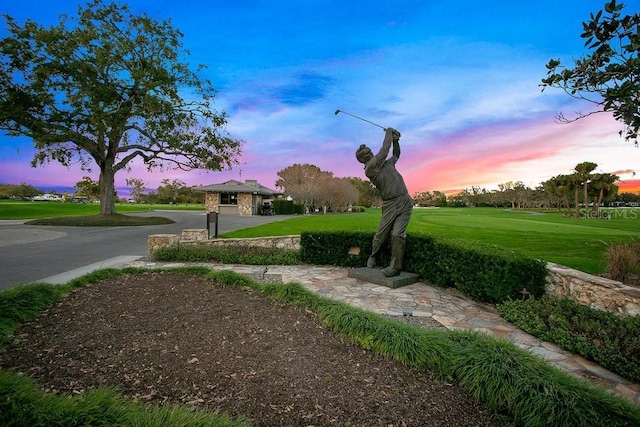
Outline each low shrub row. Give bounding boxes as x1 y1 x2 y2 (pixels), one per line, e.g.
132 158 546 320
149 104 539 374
0 370 246 427
300 231 548 303
498 295 640 383
153 244 300 265
271 199 304 215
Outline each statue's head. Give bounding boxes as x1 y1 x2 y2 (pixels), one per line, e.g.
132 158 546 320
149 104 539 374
355 144 372 163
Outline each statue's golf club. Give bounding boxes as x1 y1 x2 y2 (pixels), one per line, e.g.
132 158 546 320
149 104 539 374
334 109 386 130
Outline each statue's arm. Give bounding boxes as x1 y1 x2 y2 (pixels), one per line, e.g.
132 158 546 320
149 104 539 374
391 136 400 162
387 129 401 165
374 128 395 161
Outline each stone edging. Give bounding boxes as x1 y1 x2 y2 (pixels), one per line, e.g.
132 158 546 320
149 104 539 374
546 262 640 316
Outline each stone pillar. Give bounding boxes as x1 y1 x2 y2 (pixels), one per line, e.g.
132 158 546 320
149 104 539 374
148 234 179 255
180 229 208 241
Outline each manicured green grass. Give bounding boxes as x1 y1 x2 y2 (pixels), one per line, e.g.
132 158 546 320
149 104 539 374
223 208 640 274
0 200 203 219
26 214 175 226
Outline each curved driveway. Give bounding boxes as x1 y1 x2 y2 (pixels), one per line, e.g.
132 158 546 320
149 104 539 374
0 211 294 290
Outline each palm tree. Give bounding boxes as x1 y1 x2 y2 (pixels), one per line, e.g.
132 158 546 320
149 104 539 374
573 162 598 217
590 173 620 214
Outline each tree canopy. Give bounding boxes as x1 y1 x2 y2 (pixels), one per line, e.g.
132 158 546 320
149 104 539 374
0 0 242 214
541 0 640 144
74 176 101 200
275 163 360 211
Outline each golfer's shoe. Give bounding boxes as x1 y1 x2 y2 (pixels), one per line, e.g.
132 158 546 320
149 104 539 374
382 267 400 277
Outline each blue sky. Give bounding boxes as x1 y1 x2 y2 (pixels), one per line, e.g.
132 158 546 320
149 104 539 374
1 0 639 197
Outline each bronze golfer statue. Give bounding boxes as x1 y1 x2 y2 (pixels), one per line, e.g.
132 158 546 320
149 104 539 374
355 127 413 277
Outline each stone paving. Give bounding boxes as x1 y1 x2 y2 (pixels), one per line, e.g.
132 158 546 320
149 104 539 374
128 260 640 407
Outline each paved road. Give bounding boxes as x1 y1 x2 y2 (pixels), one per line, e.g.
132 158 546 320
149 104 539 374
0 211 294 290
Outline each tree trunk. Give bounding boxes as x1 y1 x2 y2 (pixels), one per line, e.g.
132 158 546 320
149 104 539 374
99 166 117 215
563 195 571 215
574 186 580 217
583 181 589 216
596 188 604 212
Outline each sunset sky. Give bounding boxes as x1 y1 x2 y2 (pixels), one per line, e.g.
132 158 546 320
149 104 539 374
1 0 638 197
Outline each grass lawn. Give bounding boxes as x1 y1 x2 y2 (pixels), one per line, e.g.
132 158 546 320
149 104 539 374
223 207 640 274
0 200 203 219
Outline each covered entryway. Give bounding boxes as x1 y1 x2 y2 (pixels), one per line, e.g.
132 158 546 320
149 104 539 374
194 179 281 216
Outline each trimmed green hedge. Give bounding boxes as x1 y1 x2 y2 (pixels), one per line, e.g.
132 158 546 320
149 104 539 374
272 199 304 215
153 244 300 265
498 295 640 383
300 231 547 303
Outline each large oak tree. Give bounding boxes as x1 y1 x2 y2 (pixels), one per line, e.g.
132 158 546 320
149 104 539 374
541 0 639 144
0 0 242 214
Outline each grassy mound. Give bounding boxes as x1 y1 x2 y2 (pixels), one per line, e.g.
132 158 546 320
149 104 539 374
26 214 174 226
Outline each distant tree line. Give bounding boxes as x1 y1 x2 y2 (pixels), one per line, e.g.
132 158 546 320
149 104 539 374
274 161 638 217
442 162 639 217
0 183 40 200
0 177 204 205
116 178 205 205
3 161 637 216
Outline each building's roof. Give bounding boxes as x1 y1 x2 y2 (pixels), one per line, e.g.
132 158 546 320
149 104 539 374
193 179 280 196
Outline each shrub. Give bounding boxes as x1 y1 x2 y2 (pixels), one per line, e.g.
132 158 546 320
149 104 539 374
0 284 65 346
300 230 375 268
498 296 640 383
605 241 640 283
406 233 547 303
153 244 300 265
155 231 547 304
300 231 547 303
350 205 367 213
272 199 304 215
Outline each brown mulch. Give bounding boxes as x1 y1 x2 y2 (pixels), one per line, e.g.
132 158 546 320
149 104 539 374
1 272 502 426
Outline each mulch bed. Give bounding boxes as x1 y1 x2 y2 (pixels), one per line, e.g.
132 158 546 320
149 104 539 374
1 272 502 426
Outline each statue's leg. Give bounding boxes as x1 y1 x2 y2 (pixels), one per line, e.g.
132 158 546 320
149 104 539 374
381 197 413 277
389 235 406 271
368 201 393 268
368 229 390 267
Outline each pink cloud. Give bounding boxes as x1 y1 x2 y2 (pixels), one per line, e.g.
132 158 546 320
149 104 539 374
617 180 640 194
400 113 629 194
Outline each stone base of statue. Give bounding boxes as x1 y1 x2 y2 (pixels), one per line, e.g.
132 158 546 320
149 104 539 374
348 267 419 289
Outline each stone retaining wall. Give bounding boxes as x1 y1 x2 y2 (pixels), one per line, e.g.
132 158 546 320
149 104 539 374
148 230 300 255
183 235 301 251
148 231 639 317
148 234 179 254
546 262 640 317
